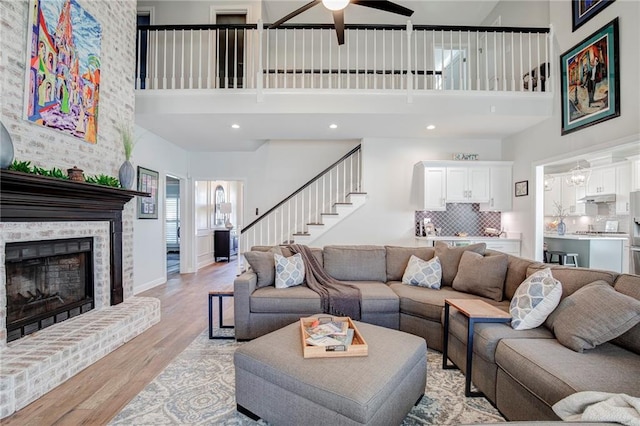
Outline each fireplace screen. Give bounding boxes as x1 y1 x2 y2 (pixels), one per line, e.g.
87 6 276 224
5 238 94 342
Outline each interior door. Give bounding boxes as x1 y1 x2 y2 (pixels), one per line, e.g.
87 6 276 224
217 13 246 88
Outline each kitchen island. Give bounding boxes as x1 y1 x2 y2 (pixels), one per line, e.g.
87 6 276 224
544 234 628 273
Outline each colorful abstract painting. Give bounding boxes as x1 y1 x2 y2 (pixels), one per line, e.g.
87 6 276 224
24 0 102 143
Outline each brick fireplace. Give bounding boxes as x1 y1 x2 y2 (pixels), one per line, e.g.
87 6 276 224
0 171 161 418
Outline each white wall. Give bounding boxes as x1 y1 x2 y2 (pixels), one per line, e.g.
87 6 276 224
188 139 361 226
312 137 503 247
132 126 189 294
498 0 640 259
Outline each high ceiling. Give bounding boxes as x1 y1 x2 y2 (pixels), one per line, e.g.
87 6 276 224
135 0 534 153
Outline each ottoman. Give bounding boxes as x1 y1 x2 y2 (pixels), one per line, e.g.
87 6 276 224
234 320 427 426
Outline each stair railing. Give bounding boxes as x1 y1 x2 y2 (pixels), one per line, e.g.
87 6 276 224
240 145 362 252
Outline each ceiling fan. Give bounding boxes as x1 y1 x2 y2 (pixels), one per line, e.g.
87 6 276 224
269 0 414 45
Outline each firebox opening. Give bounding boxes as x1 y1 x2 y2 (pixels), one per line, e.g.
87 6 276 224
5 237 94 342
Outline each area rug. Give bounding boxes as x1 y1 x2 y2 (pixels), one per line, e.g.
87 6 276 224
110 330 505 425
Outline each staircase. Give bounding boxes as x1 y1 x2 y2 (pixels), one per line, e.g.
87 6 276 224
240 145 366 252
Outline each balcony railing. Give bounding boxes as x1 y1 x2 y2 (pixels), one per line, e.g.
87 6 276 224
136 22 552 94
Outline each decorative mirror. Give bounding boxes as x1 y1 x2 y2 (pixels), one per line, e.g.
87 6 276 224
214 185 225 227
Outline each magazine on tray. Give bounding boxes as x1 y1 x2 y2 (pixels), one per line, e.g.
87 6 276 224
305 320 348 340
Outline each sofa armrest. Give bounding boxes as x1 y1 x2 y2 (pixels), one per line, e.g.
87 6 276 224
234 271 257 339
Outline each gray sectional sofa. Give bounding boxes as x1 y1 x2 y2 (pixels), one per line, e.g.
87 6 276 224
233 244 640 422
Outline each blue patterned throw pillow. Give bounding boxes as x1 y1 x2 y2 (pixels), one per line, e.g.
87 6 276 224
402 255 442 289
510 268 562 330
274 253 305 288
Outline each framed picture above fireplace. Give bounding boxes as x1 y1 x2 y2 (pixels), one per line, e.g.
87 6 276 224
137 166 159 219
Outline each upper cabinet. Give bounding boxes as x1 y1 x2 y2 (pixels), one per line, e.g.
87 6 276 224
616 163 631 214
480 165 513 211
446 167 490 203
631 156 640 192
416 161 512 211
586 166 616 195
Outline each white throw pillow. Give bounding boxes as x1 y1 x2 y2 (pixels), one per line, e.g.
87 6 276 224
402 255 442 289
510 268 562 330
274 253 305 288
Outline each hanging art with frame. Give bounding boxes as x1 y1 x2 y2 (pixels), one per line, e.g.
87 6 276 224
24 0 102 143
572 0 615 32
137 166 159 219
560 18 619 135
515 181 529 197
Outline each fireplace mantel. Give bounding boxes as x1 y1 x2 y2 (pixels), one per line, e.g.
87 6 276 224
0 170 149 304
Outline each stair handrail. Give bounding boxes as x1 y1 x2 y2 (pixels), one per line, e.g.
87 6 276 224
241 144 361 234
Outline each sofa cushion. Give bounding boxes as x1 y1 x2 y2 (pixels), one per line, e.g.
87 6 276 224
389 283 490 322
495 338 640 406
510 268 562 330
527 264 617 300
612 274 640 354
250 285 322 313
274 253 305 288
252 245 324 267
385 246 435 281
343 281 399 314
502 254 542 300
435 242 486 287
402 255 442 289
452 251 508 301
550 281 640 352
323 245 387 282
244 248 282 288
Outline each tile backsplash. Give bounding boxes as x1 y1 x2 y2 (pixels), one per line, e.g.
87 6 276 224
415 204 502 236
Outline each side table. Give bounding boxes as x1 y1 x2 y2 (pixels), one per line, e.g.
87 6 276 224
442 298 511 397
209 290 234 339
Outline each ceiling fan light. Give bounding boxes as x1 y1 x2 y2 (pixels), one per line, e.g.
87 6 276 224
322 0 350 11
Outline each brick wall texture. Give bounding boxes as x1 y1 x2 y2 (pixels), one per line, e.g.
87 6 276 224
0 0 137 299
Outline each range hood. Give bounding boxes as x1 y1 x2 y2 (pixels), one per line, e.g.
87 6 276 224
578 193 616 203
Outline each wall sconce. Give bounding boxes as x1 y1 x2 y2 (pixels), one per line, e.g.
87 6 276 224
220 202 233 229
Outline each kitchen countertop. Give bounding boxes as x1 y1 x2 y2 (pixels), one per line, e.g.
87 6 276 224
416 236 521 242
544 233 629 241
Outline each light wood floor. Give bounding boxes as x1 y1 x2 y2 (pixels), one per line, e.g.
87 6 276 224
3 260 238 426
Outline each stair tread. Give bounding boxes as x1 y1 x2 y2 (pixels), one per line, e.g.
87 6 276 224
334 202 353 206
293 232 310 236
307 223 324 226
321 212 339 216
348 192 367 195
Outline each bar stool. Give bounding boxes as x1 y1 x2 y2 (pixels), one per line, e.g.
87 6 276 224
545 250 565 265
563 253 579 267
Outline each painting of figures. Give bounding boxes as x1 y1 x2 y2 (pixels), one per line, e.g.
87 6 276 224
572 0 615 31
560 18 619 135
24 0 102 143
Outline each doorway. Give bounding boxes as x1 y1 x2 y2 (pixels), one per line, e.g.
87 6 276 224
166 175 180 275
216 13 246 88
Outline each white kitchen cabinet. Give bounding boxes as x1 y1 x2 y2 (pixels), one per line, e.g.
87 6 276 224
446 167 490 203
586 166 616 195
561 173 586 216
423 166 447 211
616 162 631 214
480 165 512 211
544 176 562 216
632 157 640 191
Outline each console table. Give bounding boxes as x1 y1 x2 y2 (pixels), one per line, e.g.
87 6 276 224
214 229 238 262
442 298 511 397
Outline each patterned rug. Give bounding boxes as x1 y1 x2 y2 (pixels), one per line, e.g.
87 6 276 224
110 330 505 425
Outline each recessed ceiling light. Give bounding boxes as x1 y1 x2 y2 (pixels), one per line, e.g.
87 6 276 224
329 124 338 129
426 124 436 130
231 124 240 129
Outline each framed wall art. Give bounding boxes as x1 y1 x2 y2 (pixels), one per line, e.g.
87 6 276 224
560 18 619 135
572 0 615 32
24 0 102 143
515 181 529 197
137 166 159 219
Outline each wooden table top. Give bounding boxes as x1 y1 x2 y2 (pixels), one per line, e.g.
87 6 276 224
445 298 511 319
209 290 234 296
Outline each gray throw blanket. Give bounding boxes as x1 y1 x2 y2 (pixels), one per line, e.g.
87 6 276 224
288 244 362 320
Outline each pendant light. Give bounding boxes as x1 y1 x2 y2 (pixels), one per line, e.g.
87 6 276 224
565 162 591 187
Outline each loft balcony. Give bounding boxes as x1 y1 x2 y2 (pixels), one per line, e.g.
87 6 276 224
134 22 554 150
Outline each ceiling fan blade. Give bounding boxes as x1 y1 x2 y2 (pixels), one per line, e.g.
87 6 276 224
351 0 414 17
333 10 345 45
269 0 322 28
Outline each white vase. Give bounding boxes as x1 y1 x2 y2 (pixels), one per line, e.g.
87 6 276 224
0 121 14 169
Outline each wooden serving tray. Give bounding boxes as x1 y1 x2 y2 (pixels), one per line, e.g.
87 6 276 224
300 316 368 359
